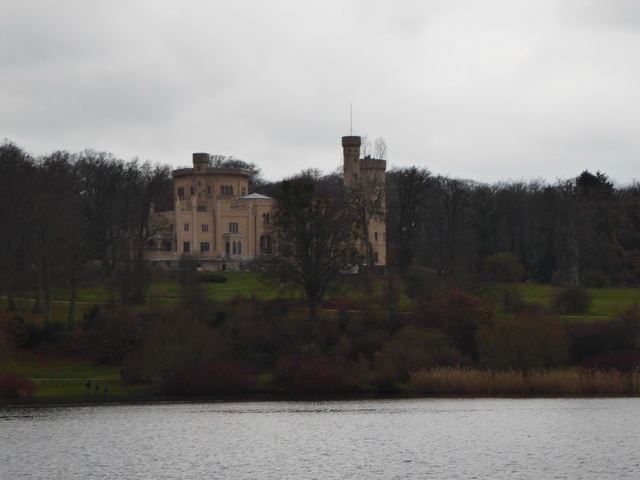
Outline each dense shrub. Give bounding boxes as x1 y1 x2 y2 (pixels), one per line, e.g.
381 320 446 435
476 313 569 370
552 287 591 314
566 307 640 365
198 273 227 283
482 252 525 283
0 335 10 367
417 289 492 358
274 354 361 394
404 266 441 300
583 270 611 288
374 326 469 384
0 373 35 398
550 270 570 287
583 351 640 372
77 307 143 364
162 363 255 395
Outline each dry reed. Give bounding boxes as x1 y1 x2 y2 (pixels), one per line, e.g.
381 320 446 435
409 367 640 396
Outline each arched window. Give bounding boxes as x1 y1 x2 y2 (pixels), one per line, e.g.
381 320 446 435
266 235 273 254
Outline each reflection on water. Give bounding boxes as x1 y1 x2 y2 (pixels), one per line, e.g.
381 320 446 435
1 398 639 479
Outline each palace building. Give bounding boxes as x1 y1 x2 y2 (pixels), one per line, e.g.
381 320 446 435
147 136 386 271
147 153 276 271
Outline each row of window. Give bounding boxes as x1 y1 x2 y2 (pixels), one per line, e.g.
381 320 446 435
180 238 274 255
176 185 247 197
183 223 239 233
181 241 243 255
183 242 210 253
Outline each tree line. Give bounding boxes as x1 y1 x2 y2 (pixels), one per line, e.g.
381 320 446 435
385 167 640 287
3 138 640 323
0 141 173 323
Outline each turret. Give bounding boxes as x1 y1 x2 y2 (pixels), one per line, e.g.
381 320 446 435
342 136 361 186
193 153 209 174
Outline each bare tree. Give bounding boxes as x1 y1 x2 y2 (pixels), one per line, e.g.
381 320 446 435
0 141 34 311
270 178 360 319
209 155 265 192
344 168 386 286
386 166 432 276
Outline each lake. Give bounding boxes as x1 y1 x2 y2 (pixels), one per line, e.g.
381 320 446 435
1 398 639 479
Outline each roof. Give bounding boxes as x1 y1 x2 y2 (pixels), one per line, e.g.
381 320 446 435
240 193 272 200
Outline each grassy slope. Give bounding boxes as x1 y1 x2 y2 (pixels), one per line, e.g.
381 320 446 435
4 276 640 399
519 284 640 318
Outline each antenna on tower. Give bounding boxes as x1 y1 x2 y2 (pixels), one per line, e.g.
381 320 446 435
350 102 353 135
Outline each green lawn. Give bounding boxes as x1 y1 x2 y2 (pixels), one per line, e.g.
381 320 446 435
5 351 157 399
519 284 640 318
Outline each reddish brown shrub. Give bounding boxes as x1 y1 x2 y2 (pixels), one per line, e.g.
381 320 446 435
418 289 492 358
274 354 360 394
0 372 35 398
162 363 256 395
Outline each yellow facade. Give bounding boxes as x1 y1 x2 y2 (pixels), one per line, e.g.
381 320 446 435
147 153 276 271
148 137 387 271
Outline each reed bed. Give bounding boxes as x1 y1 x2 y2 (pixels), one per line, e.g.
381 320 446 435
409 367 640 396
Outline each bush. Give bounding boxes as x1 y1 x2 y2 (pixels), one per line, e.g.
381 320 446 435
162 363 255 395
198 273 227 283
476 313 569 370
482 252 525 283
583 270 611 288
274 354 361 394
404 267 441 299
566 307 640 365
0 373 35 398
552 287 591 314
550 270 570 287
417 289 492 358
583 351 640 372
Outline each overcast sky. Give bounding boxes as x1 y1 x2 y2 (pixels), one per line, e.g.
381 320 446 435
2 0 640 184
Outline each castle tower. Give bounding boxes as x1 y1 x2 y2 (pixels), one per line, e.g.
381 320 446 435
341 135 387 271
342 136 361 187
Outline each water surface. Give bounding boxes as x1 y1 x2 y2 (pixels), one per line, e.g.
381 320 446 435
2 398 639 479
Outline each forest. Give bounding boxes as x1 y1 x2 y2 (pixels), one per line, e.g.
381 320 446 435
2 139 640 398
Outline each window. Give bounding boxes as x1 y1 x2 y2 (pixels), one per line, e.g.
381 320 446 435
183 242 190 253
177 187 185 197
200 242 210 252
229 222 238 233
190 186 195 195
207 185 212 194
197 205 207 212
201 224 209 232
184 223 190 232
232 241 237 254
225 241 230 255
237 242 242 255
161 241 172 252
260 235 273 255
263 213 270 223
374 232 378 242
374 252 379 263
220 185 234 196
